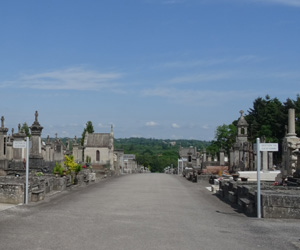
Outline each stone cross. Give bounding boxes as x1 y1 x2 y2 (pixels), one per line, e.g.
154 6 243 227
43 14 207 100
240 110 244 117
35 111 38 122
74 136 77 143
18 124 21 132
1 116 4 128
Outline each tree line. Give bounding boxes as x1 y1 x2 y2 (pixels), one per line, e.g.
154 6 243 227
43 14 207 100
114 138 209 173
207 95 300 164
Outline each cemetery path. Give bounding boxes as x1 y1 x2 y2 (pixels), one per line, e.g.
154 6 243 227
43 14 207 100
0 174 300 250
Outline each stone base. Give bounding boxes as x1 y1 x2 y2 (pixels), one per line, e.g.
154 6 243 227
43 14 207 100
31 190 45 202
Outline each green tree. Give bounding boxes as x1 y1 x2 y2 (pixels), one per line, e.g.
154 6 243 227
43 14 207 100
207 123 237 156
81 121 94 146
246 95 285 143
21 122 31 137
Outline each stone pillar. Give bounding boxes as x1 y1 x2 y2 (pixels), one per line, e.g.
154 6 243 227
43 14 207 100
244 151 249 170
72 136 79 163
207 154 212 162
45 136 52 161
234 143 239 167
262 151 268 171
29 111 43 159
229 148 234 170
203 149 207 163
268 152 273 170
6 136 13 161
239 147 244 170
219 149 225 166
287 109 297 137
0 116 9 160
12 125 26 161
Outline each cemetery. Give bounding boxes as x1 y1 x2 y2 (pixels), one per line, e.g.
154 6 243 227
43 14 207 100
0 111 142 205
179 108 300 219
1 108 300 219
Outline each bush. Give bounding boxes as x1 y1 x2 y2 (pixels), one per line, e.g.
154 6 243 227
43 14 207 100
53 163 64 176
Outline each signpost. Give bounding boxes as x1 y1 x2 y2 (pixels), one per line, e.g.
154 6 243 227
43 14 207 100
13 138 29 204
256 139 278 218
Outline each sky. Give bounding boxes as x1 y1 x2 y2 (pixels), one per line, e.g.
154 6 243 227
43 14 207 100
0 0 299 141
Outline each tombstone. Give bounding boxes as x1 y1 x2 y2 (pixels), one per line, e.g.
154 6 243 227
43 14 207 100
29 111 44 159
72 136 80 163
262 151 268 171
292 142 300 178
207 154 212 162
12 124 26 161
202 149 207 163
229 148 234 170
282 109 300 176
219 149 225 166
268 152 273 170
45 135 53 162
0 116 9 160
29 111 45 170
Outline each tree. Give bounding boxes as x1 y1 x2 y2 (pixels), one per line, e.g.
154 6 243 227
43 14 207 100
246 95 285 143
81 121 94 146
207 123 237 156
21 122 31 137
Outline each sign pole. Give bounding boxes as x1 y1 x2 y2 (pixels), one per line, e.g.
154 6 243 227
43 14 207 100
256 138 261 218
25 137 29 204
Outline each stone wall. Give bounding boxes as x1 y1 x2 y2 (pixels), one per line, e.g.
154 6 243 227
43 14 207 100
0 182 25 204
261 190 300 219
217 179 300 218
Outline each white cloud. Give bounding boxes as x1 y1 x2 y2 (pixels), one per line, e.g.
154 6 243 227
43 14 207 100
202 124 210 130
146 121 158 127
172 123 180 128
168 72 233 84
1 67 122 91
142 88 258 107
159 55 262 69
98 123 107 128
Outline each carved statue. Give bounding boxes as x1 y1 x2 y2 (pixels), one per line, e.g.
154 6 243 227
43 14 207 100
35 111 38 122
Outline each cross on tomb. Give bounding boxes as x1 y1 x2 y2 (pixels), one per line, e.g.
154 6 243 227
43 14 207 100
35 111 38 122
1 116 4 128
240 110 244 117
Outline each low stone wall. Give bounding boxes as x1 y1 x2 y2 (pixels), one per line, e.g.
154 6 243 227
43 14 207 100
217 179 300 218
0 182 25 204
0 169 98 204
261 190 300 219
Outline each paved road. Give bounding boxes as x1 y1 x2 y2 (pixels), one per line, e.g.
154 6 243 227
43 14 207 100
0 174 300 250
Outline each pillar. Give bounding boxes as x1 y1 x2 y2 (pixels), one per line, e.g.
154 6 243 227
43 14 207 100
287 109 297 137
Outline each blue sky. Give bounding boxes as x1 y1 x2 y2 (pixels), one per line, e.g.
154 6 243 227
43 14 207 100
0 0 299 141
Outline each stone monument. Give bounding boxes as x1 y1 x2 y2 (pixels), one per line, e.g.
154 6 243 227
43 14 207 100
282 109 300 176
29 111 44 169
